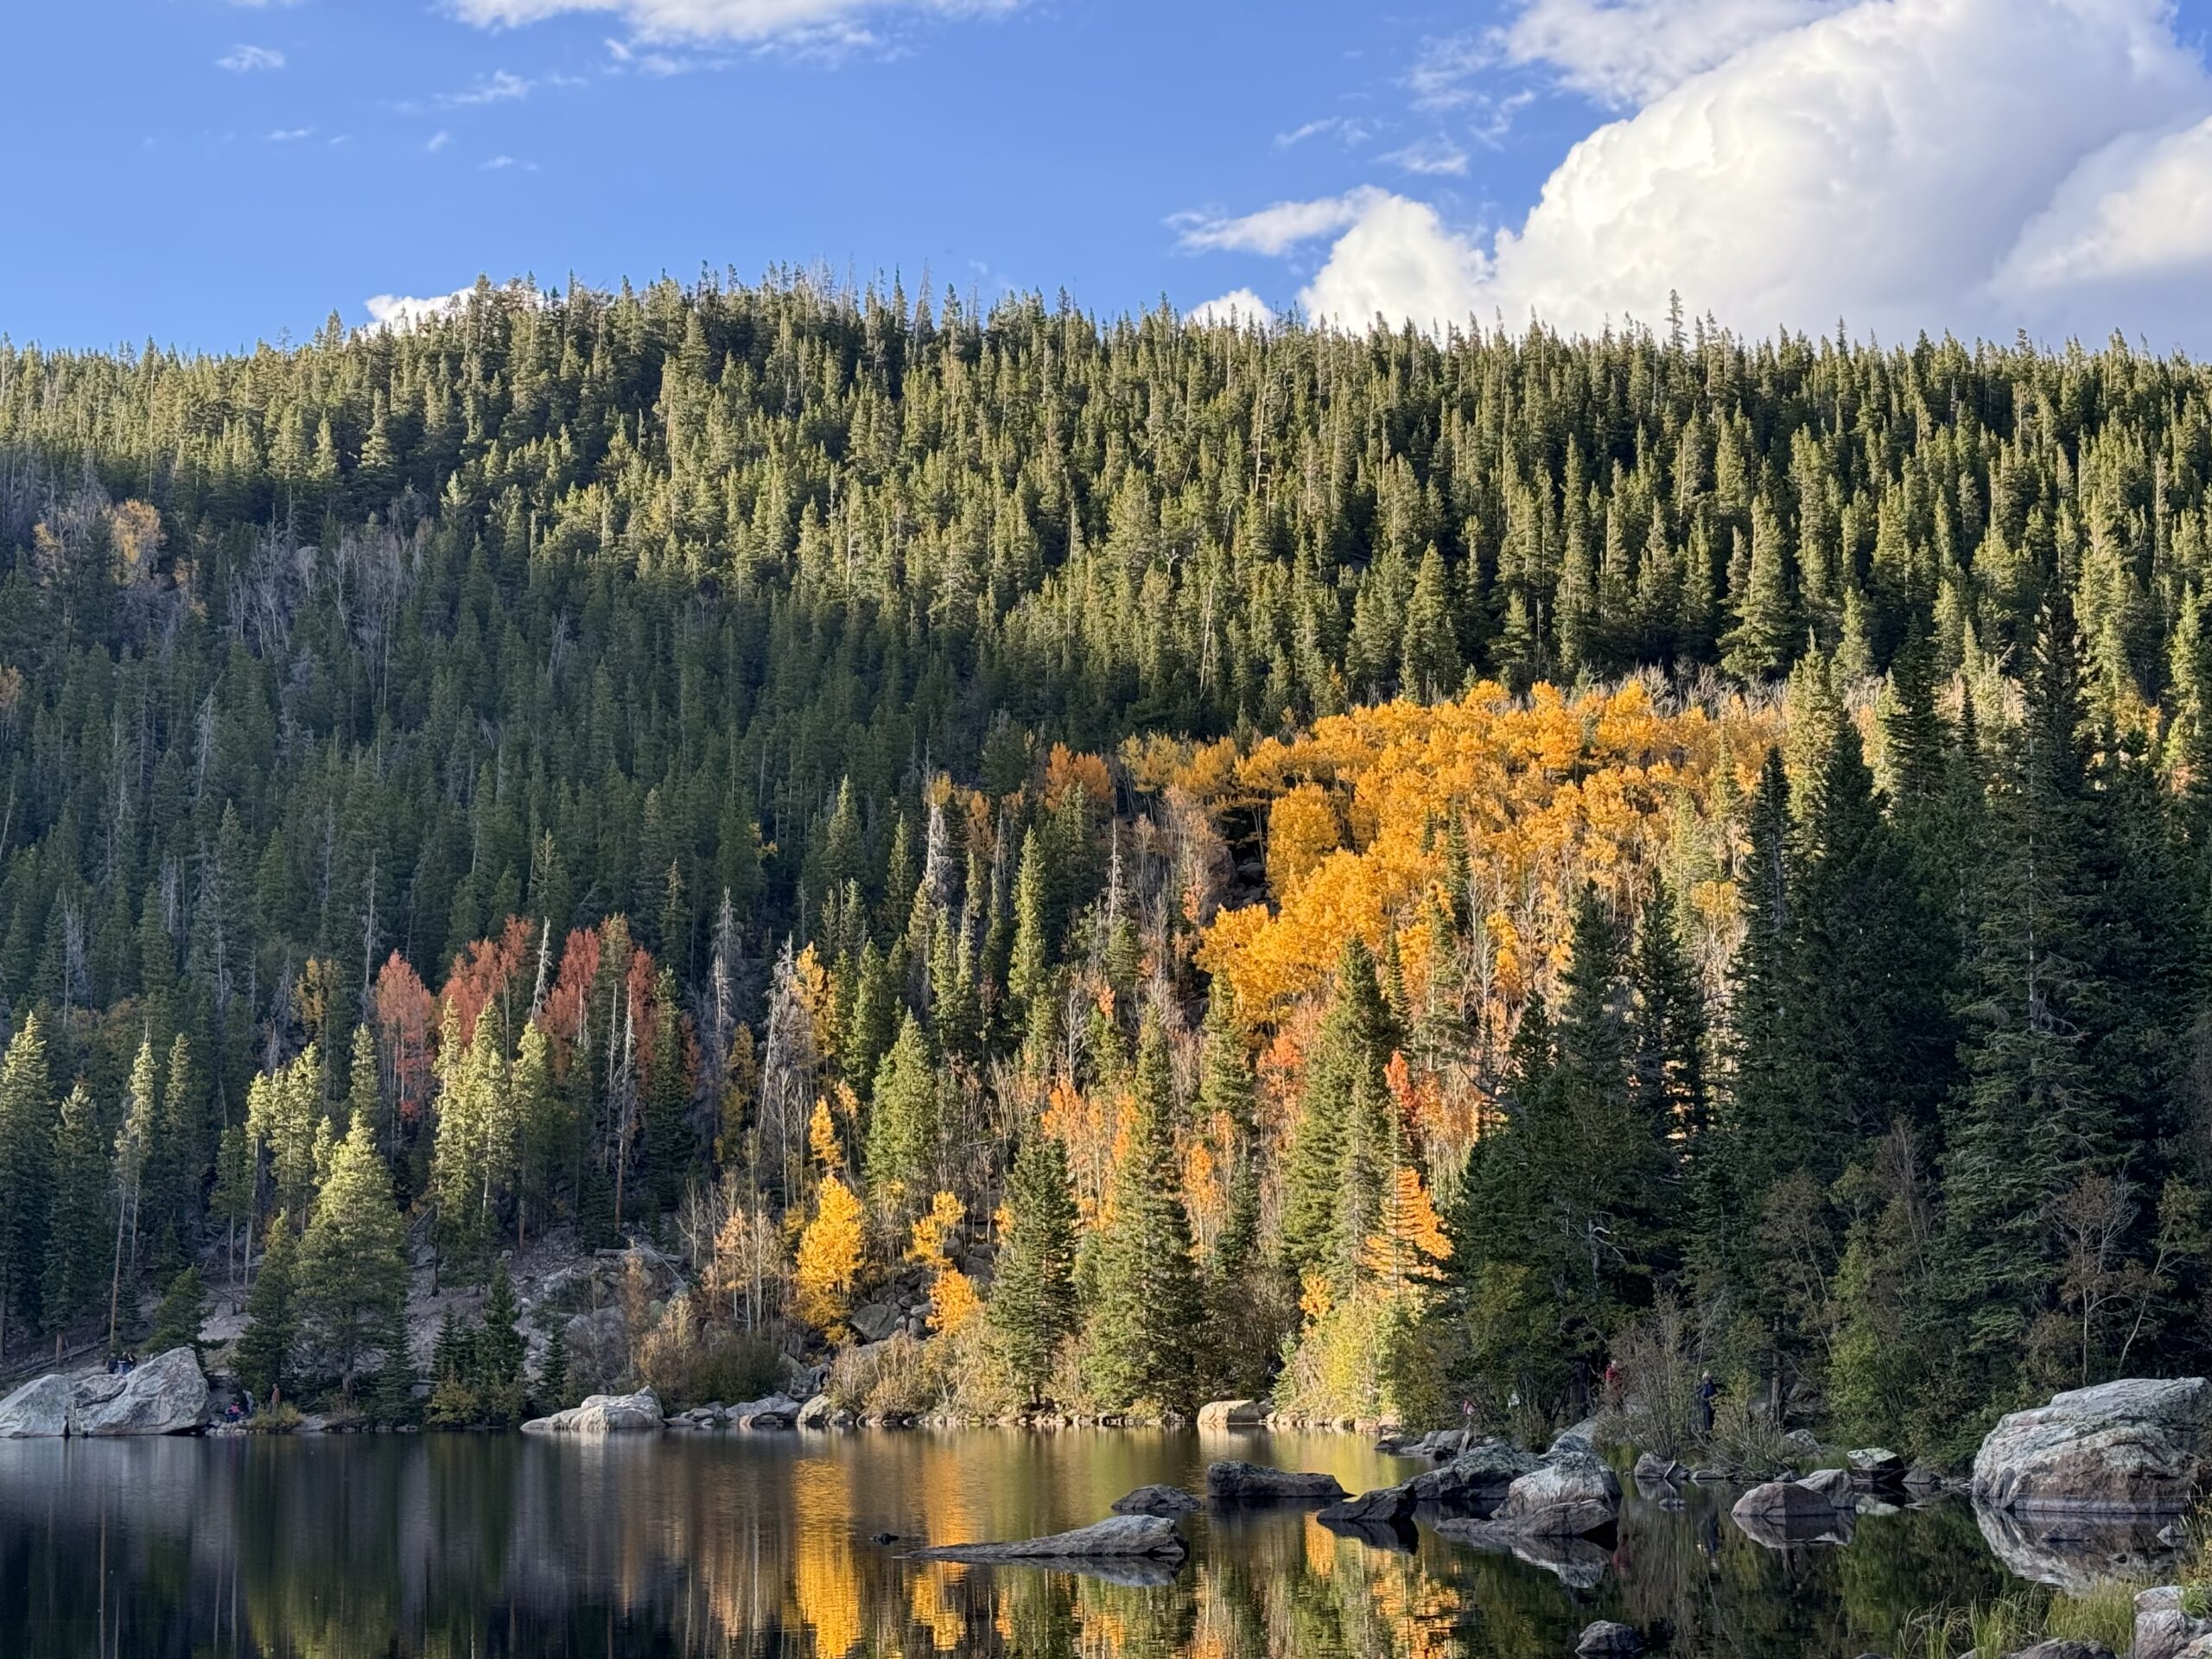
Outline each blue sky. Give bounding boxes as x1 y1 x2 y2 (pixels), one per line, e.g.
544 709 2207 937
10 1 2212 352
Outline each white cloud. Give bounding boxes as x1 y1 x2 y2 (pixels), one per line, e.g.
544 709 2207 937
266 127 315 142
1383 136 1470 177
480 154 539 170
444 69 533 104
363 290 473 331
217 44 286 72
1274 116 1374 149
1208 0 2212 352
1186 289 1278 328
428 130 453 151
1171 189 1384 257
446 0 1021 45
1494 0 1847 108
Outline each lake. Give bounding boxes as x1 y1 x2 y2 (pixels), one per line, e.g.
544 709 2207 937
0 1429 2118 1657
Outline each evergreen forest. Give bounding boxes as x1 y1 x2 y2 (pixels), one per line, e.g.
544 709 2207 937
3 273 2210 1459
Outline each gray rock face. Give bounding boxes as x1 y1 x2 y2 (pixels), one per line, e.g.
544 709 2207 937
0 1374 77 1439
1973 1377 2210 1514
1494 1446 1621 1533
1576 1620 1645 1656
1317 1482 1417 1526
1110 1484 1201 1516
73 1348 208 1436
2000 1643 2117 1659
1730 1478 1856 1548
2136 1586 2212 1659
1205 1460 1347 1503
1633 1452 1686 1484
796 1393 836 1429
1196 1399 1268 1431
1797 1467 1856 1504
849 1303 901 1344
1847 1446 1907 1478
910 1514 1187 1562
521 1388 664 1434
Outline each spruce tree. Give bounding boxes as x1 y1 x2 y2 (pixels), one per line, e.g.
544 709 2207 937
1279 938 1395 1287
299 1112 410 1398
235 1216 300 1404
476 1262 529 1423
43 1082 108 1333
0 1014 55 1348
1198 988 1262 1280
147 1265 207 1357
989 1128 1079 1402
1087 1015 1201 1414
865 1012 938 1206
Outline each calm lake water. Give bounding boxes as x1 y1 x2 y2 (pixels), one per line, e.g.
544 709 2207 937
0 1429 2107 1658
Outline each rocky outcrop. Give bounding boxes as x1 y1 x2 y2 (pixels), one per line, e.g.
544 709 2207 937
1110 1484 1200 1516
73 1349 208 1436
0 1351 208 1438
909 1514 1187 1562
1576 1621 1645 1656
1196 1399 1268 1431
1205 1460 1346 1503
1317 1482 1417 1526
0 1374 78 1438
1972 1377 2210 1514
2136 1587 2212 1659
522 1389 663 1434
1492 1445 1621 1535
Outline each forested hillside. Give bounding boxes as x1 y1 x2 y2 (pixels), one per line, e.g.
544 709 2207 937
1 274 2209 1458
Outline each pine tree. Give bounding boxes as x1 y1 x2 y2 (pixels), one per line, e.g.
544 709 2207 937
865 1011 938 1206
147 1265 207 1357
476 1261 529 1423
44 1083 109 1333
299 1112 410 1397
536 1319 572 1414
1086 1015 1202 1414
1198 988 1262 1279
1279 938 1396 1287
107 1039 159 1353
235 1215 300 1404
642 969 693 1214
0 1014 55 1349
989 1128 1079 1402
1400 544 1463 702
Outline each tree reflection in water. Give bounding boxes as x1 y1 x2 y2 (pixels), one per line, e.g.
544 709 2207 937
0 1433 2036 1657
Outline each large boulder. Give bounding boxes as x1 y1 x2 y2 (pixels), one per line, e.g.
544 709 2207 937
1493 1445 1621 1534
1796 1467 1856 1505
1110 1484 1201 1516
2137 1587 2212 1659
796 1393 836 1430
1731 1478 1856 1549
726 1394 799 1430
1973 1377 2210 1514
73 1348 207 1436
1206 1460 1346 1503
0 1374 76 1439
1197 1399 1268 1431
522 1388 663 1434
1847 1446 1908 1481
910 1514 1187 1562
1633 1452 1686 1484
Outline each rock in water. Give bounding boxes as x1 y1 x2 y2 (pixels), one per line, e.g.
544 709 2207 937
1632 1452 1686 1484
1576 1621 1645 1656
73 1348 208 1436
795 1394 836 1430
1205 1460 1347 1503
1317 1482 1417 1526
1847 1446 1907 1481
1796 1467 1856 1504
909 1514 1187 1561
1973 1377 2210 1513
522 1389 664 1434
0 1374 76 1439
1196 1399 1268 1431
1110 1484 1200 1516
1493 1446 1621 1534
726 1394 799 1429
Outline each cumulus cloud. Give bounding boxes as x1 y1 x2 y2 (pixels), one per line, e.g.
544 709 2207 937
446 0 1020 44
363 290 473 330
1203 0 2212 352
1186 289 1278 328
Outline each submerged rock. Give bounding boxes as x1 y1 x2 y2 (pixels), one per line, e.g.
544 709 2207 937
522 1389 664 1434
1973 1377 2210 1514
909 1514 1188 1562
1109 1484 1200 1516
1575 1620 1645 1656
1205 1460 1346 1503
1316 1482 1417 1526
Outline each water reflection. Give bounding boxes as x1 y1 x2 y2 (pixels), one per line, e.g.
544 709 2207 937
0 1433 2061 1658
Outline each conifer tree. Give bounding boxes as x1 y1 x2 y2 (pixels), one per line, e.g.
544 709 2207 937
299 1112 410 1398
1087 1015 1201 1413
988 1129 1078 1402
235 1215 300 1403
147 1265 207 1357
1280 938 1395 1287
44 1082 109 1332
0 1014 54 1348
865 1012 938 1206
